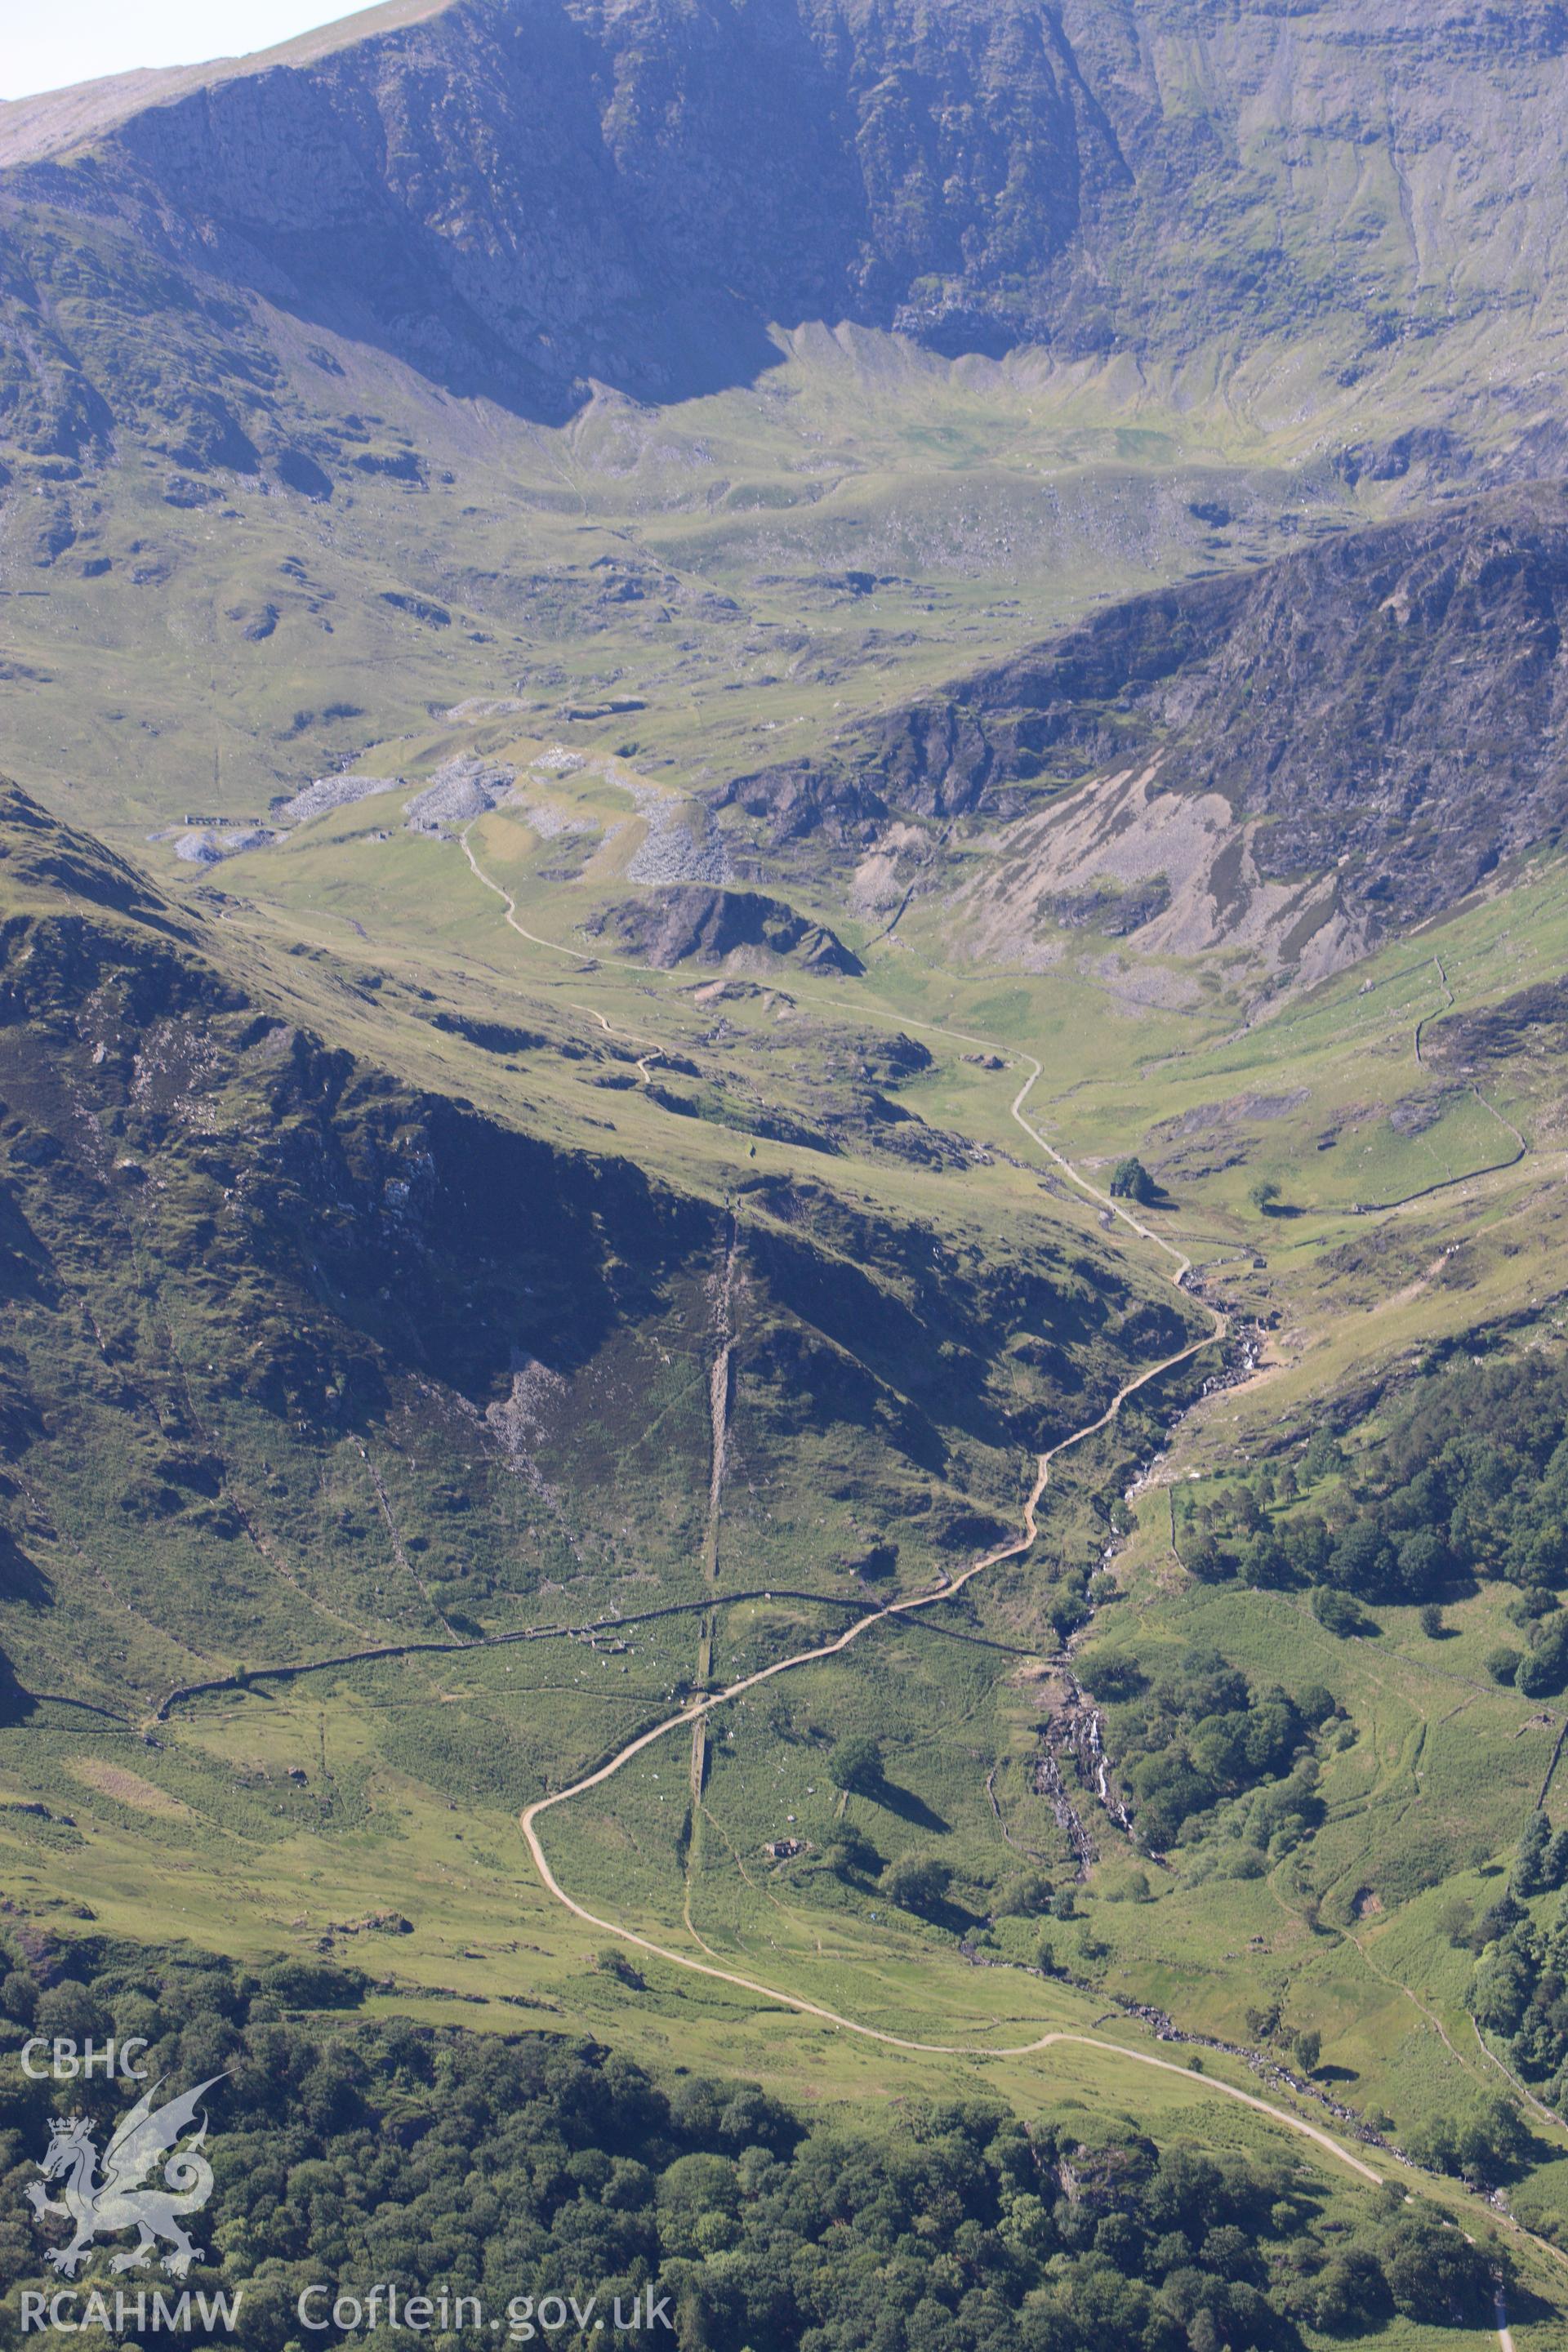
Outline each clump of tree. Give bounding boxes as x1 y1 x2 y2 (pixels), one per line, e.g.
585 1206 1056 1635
1475 1913 1566 2090
1080 1644 1331 1854
1110 1156 1156 1204
1303 1430 1348 1484
880 1853 952 1915
1183 1355 1568 1664
0 1935 1508 2348
1513 1807 1568 1898
1074 1646 1144 1701
1405 2098 1530 2189
822 1822 881 1881
1274 2197 1508 2331
1243 2001 1325 2078
1470 1865 1568 2126
826 1733 883 1794
1518 1613 1568 1697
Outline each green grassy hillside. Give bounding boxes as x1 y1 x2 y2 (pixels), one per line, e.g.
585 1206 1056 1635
9 747 1568 2338
11 2 1568 2333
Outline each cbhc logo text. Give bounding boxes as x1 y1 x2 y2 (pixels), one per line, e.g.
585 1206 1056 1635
20 2042 150 2082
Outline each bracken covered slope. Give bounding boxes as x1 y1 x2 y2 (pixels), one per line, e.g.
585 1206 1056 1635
0 779 1195 1720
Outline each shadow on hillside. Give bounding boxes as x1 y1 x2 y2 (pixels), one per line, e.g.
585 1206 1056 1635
0 1530 51 1610
871 1778 950 1834
0 1646 35 1726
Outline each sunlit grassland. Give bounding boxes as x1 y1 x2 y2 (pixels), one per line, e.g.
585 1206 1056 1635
16 533 1568 2319
7 1420 1566 2305
212 741 1568 1240
1077 1489 1568 2176
2 318 1447 852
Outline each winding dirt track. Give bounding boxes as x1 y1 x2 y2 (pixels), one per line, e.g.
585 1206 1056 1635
509 1027 1403 2186
452 826 1449 2197
460 824 596 962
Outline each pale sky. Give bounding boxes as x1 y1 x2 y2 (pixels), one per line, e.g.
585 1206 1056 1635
1 0 356 100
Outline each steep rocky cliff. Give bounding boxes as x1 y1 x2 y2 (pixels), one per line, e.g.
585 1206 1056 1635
721 490 1568 967
6 0 1568 448
7 0 1568 947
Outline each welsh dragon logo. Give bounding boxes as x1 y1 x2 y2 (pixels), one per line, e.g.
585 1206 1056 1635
26 2075 224 2278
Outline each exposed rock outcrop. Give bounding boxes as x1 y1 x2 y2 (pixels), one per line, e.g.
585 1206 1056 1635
724 491 1568 971
8 0 1568 443
581 884 862 974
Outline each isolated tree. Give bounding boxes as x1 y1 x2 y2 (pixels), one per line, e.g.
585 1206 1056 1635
1110 1156 1156 1205
1249 1176 1282 1215
1293 2028 1321 2076
1312 1587 1370 1638
881 1854 951 1914
1435 1894 1475 1949
826 1735 882 1795
1418 1602 1446 1639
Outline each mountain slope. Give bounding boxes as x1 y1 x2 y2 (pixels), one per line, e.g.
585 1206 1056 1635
721 487 1568 977
5 0 1568 851
7 0 1568 444
13 0 1568 2307
0 777 1196 1722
